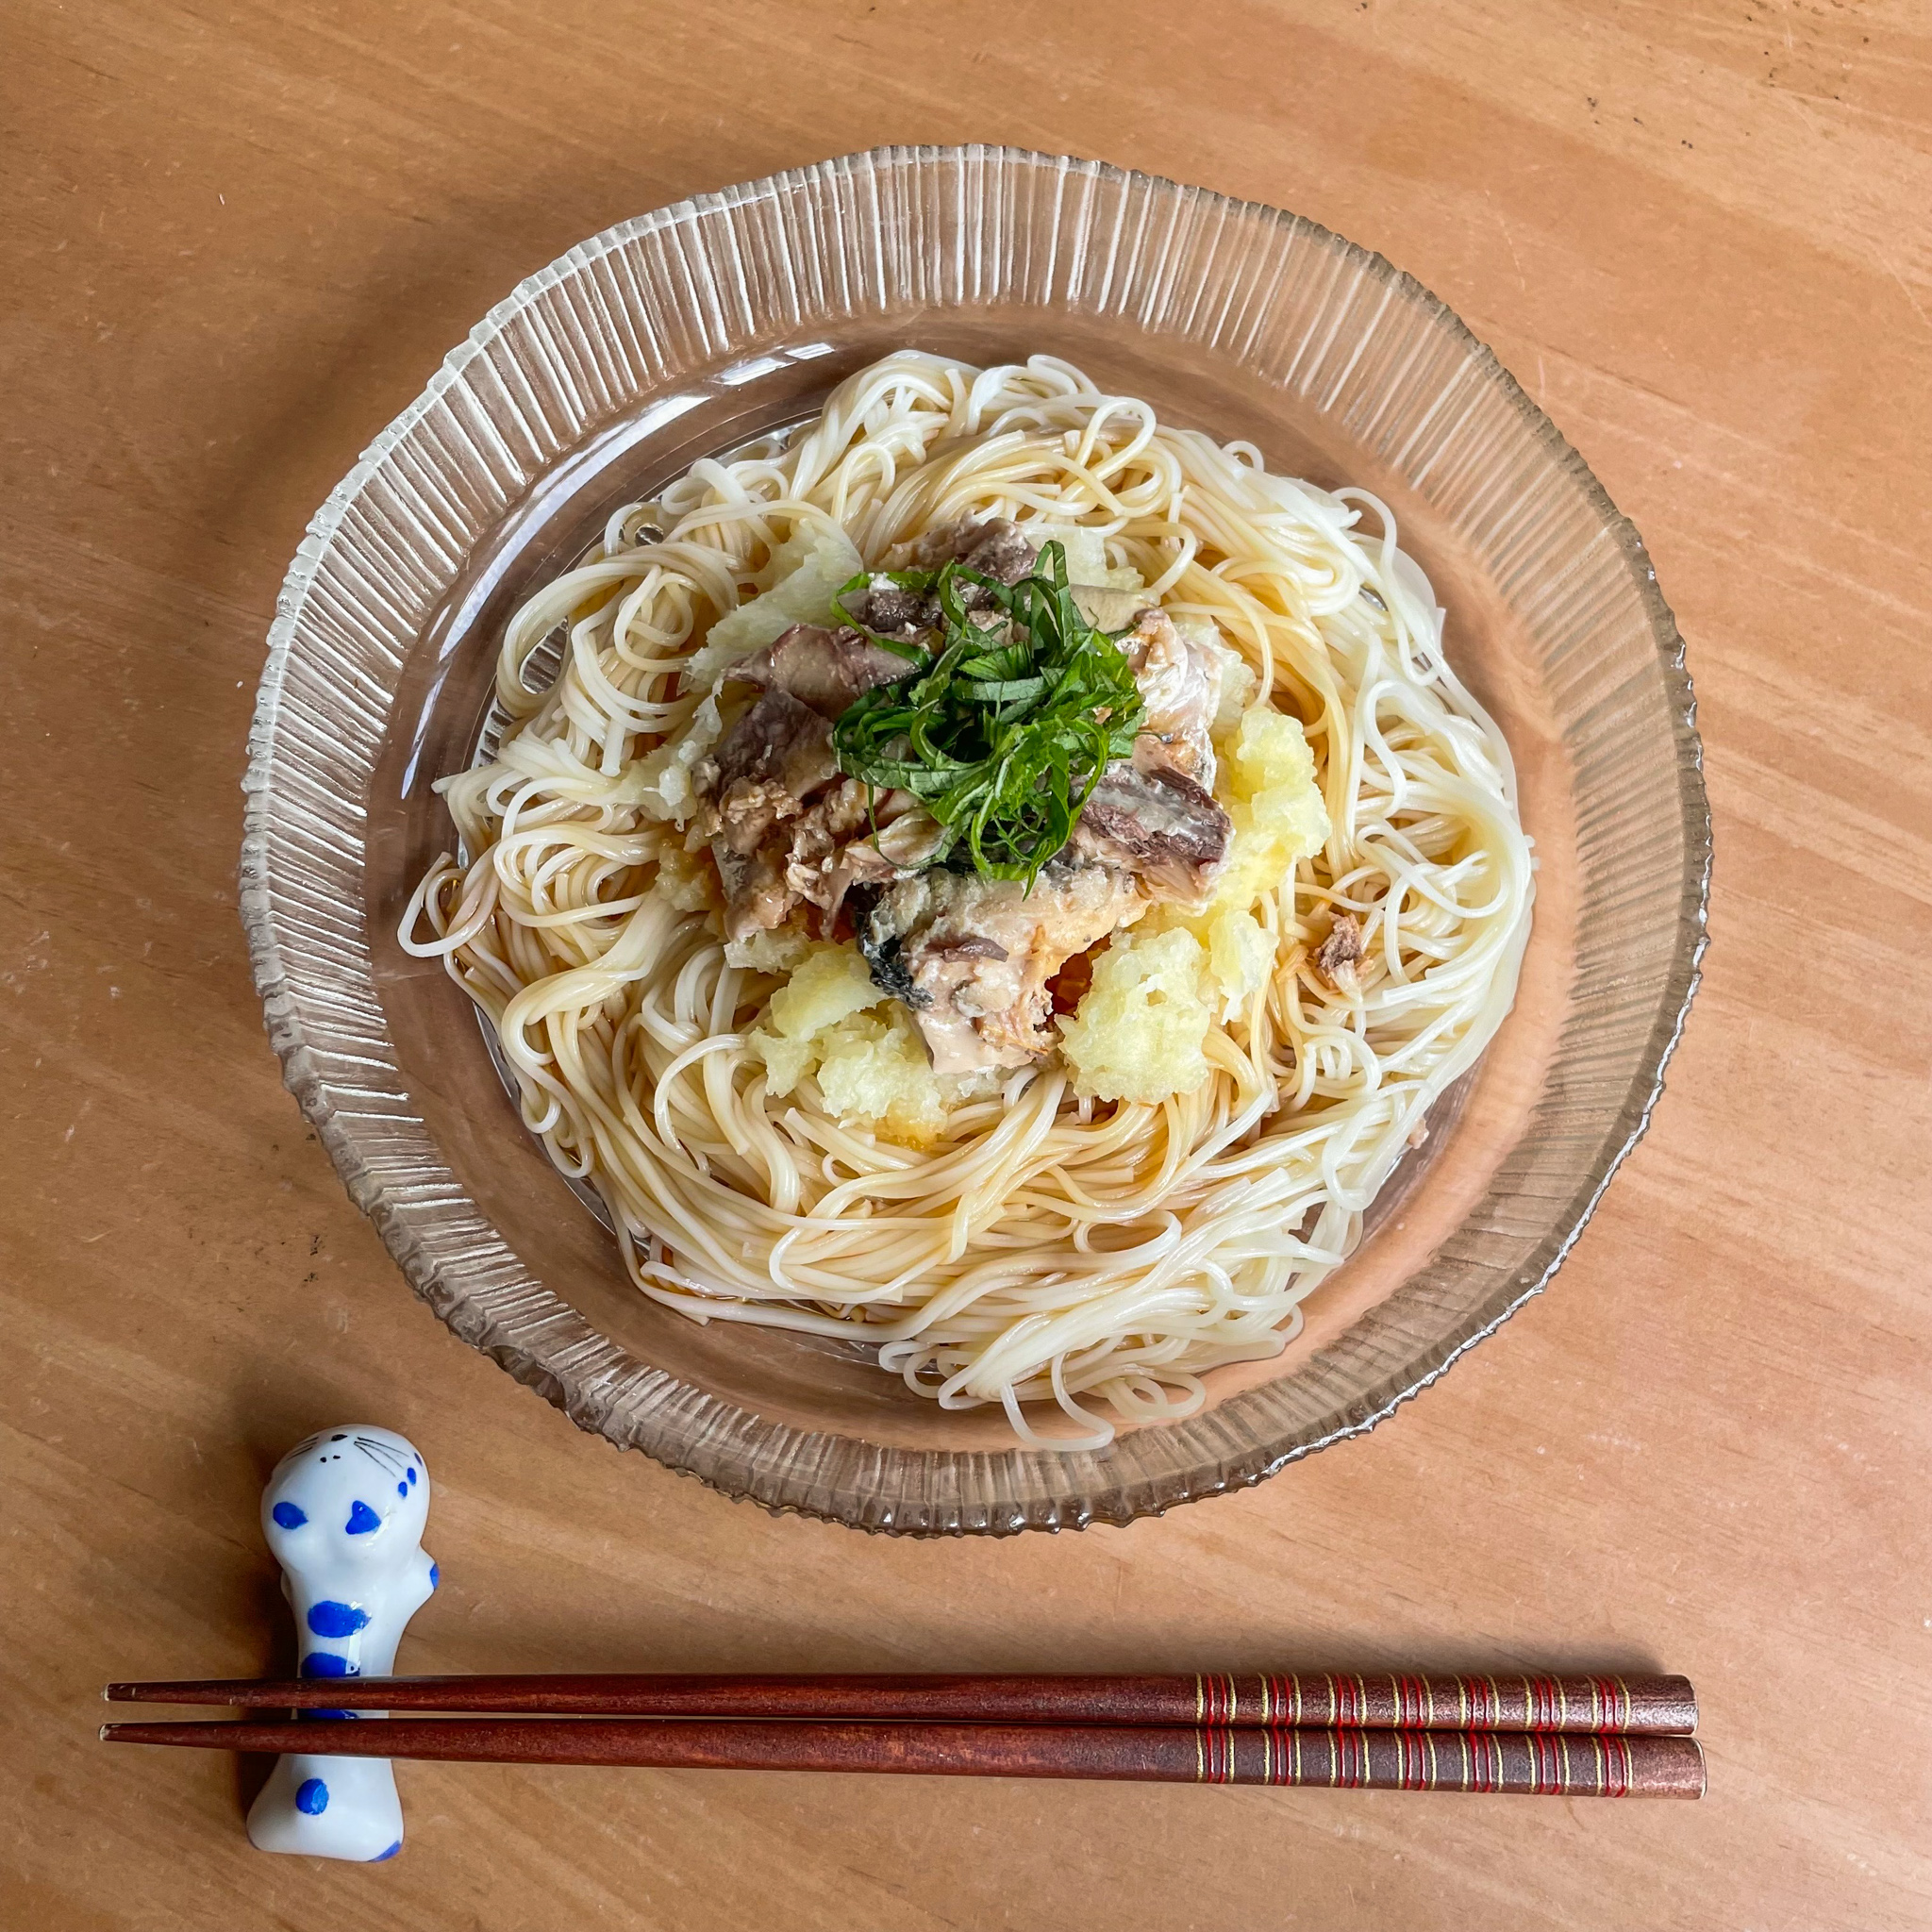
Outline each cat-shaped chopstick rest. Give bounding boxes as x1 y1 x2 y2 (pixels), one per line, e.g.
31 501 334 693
246 1426 438 1861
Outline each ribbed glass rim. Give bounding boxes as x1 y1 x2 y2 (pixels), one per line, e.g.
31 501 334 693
241 146 1710 1534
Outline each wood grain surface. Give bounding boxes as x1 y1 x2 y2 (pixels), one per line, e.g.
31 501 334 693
5 3 1930 1927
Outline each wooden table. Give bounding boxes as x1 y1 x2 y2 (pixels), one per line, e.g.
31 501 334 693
7 3 1930 1925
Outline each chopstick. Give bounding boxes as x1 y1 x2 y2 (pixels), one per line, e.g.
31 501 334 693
102 1670 1697 1735
99 1716 1706 1796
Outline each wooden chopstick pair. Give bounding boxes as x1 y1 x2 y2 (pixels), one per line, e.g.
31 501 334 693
102 1669 1706 1797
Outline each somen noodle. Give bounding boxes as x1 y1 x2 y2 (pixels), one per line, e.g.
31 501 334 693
400 351 1534 1450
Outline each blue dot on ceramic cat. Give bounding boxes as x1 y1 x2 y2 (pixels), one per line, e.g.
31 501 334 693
344 1500 381 1535
406 1467 417 1485
427 1561 439 1591
301 1651 358 1678
272 1502 307 1530
396 1481 408 1496
306 1600 370 1639
294 1778 329 1815
372 1840 402 1862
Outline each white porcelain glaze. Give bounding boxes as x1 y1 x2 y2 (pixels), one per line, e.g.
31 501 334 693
246 1425 436 1861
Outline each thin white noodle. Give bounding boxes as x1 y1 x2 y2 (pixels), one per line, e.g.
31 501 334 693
400 351 1534 1448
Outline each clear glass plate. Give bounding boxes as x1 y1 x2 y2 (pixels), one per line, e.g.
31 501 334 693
242 146 1709 1535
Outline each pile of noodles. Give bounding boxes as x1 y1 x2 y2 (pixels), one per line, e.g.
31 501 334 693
401 351 1533 1450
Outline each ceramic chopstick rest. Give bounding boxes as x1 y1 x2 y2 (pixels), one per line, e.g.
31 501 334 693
246 1426 438 1861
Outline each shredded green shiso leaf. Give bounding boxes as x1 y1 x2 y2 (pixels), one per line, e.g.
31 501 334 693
829 541 1145 887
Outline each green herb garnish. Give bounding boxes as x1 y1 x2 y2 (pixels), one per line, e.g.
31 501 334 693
830 541 1145 888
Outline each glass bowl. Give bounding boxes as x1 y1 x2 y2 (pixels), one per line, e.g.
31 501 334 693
241 146 1708 1535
